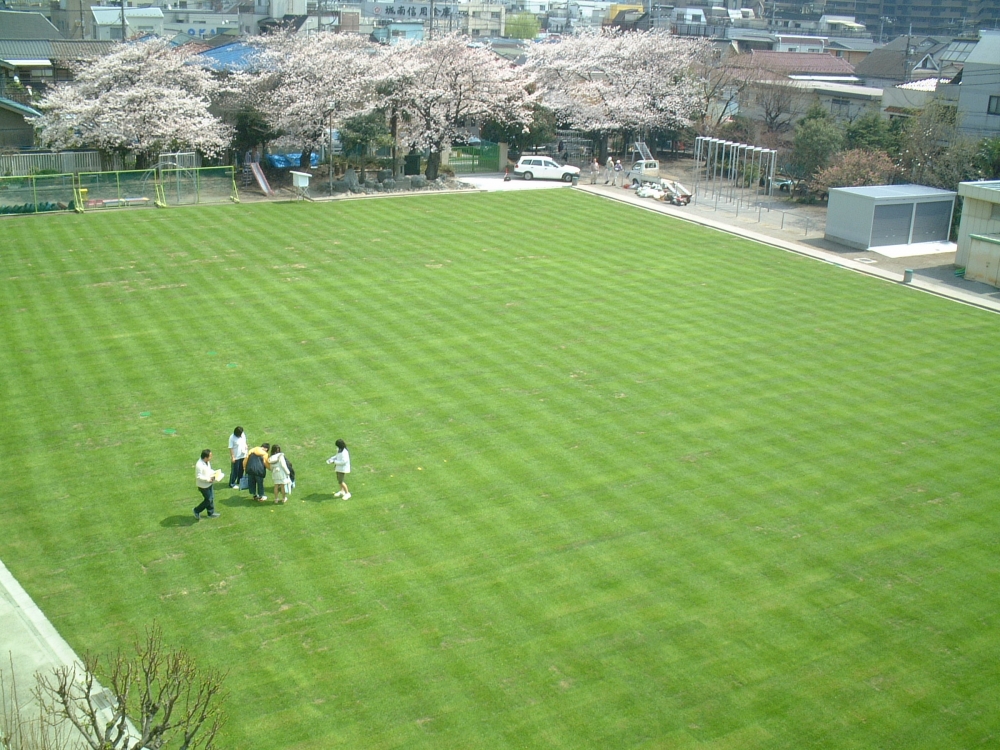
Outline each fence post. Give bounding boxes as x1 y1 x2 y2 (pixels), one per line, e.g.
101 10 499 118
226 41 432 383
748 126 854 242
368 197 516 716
780 212 785 230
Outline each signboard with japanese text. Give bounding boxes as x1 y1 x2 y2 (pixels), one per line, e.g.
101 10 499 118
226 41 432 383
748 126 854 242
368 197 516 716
362 1 460 19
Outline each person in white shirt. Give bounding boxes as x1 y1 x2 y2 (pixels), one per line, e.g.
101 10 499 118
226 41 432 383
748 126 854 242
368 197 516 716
194 449 221 520
326 439 351 500
228 426 248 489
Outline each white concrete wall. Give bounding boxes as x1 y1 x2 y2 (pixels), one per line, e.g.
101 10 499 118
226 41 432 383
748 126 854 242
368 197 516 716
826 188 875 249
956 181 1000 268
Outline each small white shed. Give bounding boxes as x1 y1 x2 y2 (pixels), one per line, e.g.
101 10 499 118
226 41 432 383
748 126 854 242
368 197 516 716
825 184 957 251
955 180 1000 288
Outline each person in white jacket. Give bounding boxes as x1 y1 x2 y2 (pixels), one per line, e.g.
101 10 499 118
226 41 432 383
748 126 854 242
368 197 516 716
326 439 351 500
268 444 291 505
194 449 221 520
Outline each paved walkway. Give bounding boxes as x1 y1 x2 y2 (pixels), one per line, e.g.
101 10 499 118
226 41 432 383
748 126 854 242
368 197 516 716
0 559 85 721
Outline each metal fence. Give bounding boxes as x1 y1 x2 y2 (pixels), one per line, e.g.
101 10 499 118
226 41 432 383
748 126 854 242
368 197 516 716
156 167 238 206
691 188 826 239
449 140 500 174
0 173 77 214
0 151 102 177
0 166 238 215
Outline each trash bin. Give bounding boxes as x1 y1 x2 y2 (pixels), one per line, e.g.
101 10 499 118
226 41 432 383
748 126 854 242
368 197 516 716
571 174 579 186
903 268 914 284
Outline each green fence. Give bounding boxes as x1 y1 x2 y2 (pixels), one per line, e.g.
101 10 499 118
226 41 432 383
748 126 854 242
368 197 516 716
0 167 239 217
0 174 77 215
157 167 238 207
77 169 157 211
449 140 500 174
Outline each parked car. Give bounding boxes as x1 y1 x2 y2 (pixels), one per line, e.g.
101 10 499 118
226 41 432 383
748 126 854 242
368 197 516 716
513 156 581 182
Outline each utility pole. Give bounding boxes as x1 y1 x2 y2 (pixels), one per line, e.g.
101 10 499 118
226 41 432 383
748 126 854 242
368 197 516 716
120 0 127 40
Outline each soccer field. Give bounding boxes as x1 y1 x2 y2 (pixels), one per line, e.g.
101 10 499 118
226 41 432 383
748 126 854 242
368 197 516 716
1 190 998 748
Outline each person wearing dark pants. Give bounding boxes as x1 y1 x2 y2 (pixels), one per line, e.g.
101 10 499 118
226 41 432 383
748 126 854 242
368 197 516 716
228 425 248 489
243 442 270 502
194 449 221 520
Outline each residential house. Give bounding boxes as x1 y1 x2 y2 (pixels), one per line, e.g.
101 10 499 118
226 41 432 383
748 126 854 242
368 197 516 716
90 7 164 40
734 50 882 131
0 39 115 95
952 29 1000 140
881 77 952 122
825 38 877 65
853 34 954 89
0 59 41 148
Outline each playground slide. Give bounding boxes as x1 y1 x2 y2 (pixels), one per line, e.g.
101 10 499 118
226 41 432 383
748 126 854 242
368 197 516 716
250 162 274 196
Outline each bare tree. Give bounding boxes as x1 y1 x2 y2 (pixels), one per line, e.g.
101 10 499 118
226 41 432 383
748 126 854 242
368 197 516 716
755 79 802 134
694 50 762 135
1 657 74 750
33 624 226 750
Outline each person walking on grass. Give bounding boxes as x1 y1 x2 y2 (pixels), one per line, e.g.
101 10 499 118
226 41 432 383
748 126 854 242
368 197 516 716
244 442 270 502
194 449 222 520
228 426 248 489
268 444 291 505
326 439 351 499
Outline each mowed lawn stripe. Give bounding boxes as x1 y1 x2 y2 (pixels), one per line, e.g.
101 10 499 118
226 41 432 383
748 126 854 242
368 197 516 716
1 191 999 748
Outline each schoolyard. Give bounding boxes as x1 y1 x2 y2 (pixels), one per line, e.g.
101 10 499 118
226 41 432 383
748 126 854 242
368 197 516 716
1 189 998 748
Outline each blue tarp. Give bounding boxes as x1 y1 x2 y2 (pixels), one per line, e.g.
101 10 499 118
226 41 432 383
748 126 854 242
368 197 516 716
266 153 320 169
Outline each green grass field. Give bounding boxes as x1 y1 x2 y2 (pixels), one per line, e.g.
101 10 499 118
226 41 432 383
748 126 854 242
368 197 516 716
1 190 999 748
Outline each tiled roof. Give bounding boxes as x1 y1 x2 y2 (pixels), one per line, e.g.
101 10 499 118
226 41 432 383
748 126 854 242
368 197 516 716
0 10 63 40
748 50 855 75
0 40 114 63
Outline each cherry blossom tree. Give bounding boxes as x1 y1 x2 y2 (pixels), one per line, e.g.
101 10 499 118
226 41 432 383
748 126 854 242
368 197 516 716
384 35 535 180
526 29 706 140
32 39 231 168
810 148 902 195
242 32 382 170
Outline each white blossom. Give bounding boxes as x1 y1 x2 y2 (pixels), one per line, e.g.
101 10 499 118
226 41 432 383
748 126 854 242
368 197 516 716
243 32 382 157
526 29 707 134
32 38 231 161
384 35 535 173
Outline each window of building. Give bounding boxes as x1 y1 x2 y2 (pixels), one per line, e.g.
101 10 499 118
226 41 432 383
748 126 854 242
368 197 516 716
830 97 851 117
989 95 1000 116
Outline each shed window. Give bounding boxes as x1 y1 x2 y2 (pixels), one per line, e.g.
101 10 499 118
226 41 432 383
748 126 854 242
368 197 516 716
989 95 1000 116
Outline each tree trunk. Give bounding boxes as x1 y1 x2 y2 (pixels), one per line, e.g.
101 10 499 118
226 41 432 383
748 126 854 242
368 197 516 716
425 150 440 181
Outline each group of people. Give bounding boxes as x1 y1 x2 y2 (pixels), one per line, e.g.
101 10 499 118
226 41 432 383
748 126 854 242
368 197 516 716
589 156 624 186
192 426 351 520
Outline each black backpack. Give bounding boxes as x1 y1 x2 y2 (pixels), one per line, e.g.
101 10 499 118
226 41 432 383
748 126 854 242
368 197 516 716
285 457 296 483
246 452 266 476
